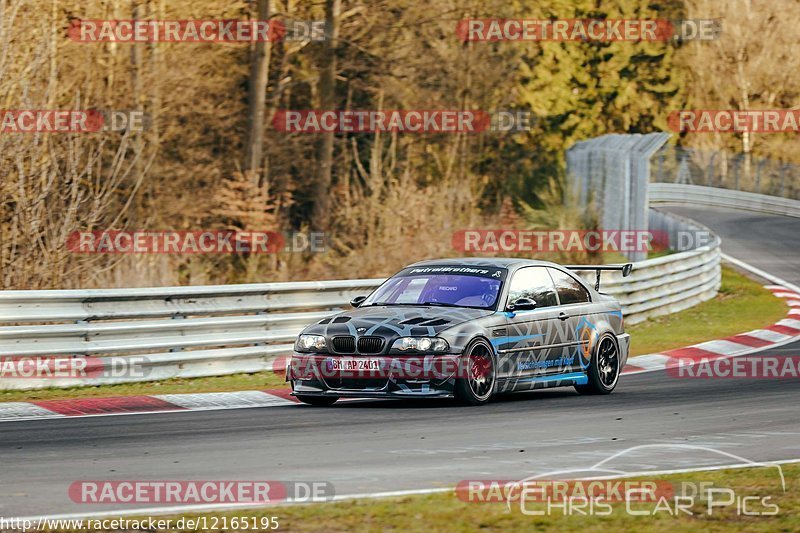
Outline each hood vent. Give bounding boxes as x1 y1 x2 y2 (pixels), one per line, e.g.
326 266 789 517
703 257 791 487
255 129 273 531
318 317 332 324
399 316 450 327
332 316 351 323
399 317 428 325
419 318 448 327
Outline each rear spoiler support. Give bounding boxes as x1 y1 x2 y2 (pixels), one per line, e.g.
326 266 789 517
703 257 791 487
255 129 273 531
565 264 633 291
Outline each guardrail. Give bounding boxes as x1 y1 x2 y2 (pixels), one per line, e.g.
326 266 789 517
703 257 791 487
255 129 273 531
598 208 721 323
0 280 383 390
650 183 800 218
0 214 720 390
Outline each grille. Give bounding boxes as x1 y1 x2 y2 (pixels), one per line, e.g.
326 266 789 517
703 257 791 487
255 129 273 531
327 377 388 390
332 336 356 353
357 336 385 354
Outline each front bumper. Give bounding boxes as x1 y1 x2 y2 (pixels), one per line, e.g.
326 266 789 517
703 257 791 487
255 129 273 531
291 384 455 399
288 353 461 397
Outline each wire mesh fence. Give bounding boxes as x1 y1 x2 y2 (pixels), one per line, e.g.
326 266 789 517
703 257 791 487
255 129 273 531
565 132 671 261
652 145 800 200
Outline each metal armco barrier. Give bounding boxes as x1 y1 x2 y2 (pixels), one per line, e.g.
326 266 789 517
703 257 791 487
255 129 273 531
650 183 800 218
595 208 721 324
0 280 382 390
0 211 719 390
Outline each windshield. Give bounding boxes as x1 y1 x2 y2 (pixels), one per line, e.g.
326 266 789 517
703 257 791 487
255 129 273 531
362 265 507 310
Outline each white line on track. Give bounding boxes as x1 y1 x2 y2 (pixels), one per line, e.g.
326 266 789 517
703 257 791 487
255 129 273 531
721 252 800 295
11 459 800 522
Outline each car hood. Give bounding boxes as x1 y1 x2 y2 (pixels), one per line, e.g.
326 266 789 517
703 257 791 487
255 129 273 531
301 305 494 338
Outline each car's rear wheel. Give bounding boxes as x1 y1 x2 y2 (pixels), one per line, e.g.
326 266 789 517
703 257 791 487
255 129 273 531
295 394 339 406
454 339 496 406
575 334 620 395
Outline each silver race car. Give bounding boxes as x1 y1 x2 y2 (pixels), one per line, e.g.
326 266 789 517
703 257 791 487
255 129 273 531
288 258 632 406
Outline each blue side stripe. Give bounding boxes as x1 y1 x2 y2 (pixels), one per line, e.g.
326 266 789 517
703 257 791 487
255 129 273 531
514 372 588 385
490 334 544 346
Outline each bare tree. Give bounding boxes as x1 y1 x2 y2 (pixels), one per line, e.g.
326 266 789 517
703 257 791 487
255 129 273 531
0 0 150 289
683 0 800 172
311 0 341 231
244 0 273 178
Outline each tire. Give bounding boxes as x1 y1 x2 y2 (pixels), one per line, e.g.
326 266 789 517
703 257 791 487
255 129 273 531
575 334 620 395
295 394 339 406
454 338 496 406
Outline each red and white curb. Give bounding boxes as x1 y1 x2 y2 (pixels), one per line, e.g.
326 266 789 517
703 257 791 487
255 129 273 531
622 285 800 375
0 389 299 422
1 285 798 424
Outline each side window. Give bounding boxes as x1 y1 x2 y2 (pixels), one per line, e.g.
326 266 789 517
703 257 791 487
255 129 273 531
507 267 558 308
548 268 591 305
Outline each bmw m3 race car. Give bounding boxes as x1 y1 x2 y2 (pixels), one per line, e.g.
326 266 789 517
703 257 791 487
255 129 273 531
288 258 632 406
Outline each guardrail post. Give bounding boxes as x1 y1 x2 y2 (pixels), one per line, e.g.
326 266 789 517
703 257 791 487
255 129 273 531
706 151 716 187
257 309 268 346
755 159 766 194
170 314 186 352
780 165 787 197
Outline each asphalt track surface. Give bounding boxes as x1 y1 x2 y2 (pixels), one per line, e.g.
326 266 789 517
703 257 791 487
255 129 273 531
1 206 799 518
664 205 800 287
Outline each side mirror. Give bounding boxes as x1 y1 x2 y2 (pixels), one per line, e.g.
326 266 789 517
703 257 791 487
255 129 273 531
622 263 633 277
507 297 537 311
350 295 367 308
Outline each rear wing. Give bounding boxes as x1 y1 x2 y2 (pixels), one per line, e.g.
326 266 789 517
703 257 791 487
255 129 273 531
564 264 633 291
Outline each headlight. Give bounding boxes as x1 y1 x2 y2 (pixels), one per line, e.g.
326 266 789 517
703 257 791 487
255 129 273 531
295 334 327 352
391 337 449 353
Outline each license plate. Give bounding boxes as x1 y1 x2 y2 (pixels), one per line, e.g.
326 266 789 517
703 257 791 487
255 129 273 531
330 358 381 371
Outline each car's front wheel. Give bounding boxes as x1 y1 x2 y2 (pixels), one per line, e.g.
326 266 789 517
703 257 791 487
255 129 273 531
295 394 339 406
575 334 620 395
454 338 496 406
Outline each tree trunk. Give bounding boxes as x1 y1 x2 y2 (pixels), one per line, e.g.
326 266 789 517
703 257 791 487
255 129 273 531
244 0 273 179
131 0 145 226
311 0 341 231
